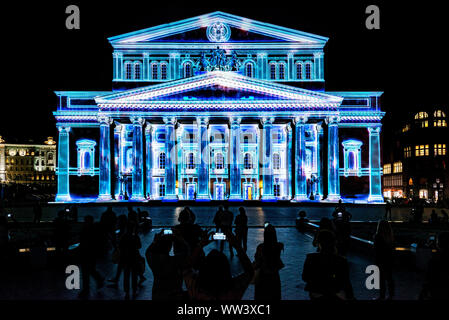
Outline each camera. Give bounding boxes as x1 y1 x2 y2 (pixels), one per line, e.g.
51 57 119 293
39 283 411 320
163 229 173 235
212 232 226 240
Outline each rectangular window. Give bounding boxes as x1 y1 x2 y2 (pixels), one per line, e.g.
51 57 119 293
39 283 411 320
393 161 402 173
419 189 428 199
159 184 166 197
270 64 276 79
434 144 446 156
415 145 429 157
274 184 281 197
383 164 391 175
404 146 411 158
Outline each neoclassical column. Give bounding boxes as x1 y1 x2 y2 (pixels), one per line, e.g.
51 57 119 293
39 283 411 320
313 52 324 80
316 123 324 198
293 116 308 201
197 117 210 201
145 122 153 199
130 117 145 200
261 117 275 201
229 117 242 201
143 52 150 81
286 123 293 200
327 116 340 201
163 117 178 201
114 52 123 80
113 123 123 199
257 52 267 79
55 126 71 202
368 126 384 202
98 116 113 200
288 53 294 80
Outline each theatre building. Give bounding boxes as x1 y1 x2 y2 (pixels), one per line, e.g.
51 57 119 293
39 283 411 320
53 11 384 203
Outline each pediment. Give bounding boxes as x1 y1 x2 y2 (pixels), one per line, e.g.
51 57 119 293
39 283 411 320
96 71 342 106
108 11 327 45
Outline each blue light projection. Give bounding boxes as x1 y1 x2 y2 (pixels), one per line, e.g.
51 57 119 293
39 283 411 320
53 11 385 203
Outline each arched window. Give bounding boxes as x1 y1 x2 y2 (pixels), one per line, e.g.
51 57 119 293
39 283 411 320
244 153 253 170
245 63 254 78
305 62 312 79
160 63 168 80
415 111 429 127
278 63 285 80
151 63 159 80
215 153 224 170
186 152 195 170
183 62 192 78
76 139 96 174
158 152 166 169
433 110 447 127
273 153 281 170
125 62 133 80
434 110 446 117
296 63 303 79
134 62 142 80
270 63 276 79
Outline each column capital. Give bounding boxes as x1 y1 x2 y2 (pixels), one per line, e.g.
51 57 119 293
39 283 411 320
261 117 275 126
98 115 113 126
163 117 177 125
145 122 153 135
143 52 150 58
196 117 209 125
257 52 267 58
57 126 71 133
130 116 145 126
313 51 324 58
325 116 340 125
169 52 180 58
113 51 123 58
368 126 381 135
293 116 307 125
229 117 242 126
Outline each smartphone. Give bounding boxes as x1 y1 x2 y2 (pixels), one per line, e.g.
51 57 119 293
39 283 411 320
213 232 226 240
65 208 70 212
337 212 343 217
163 229 173 235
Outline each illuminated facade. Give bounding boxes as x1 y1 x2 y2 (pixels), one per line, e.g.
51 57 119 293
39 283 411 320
53 11 384 202
0 137 57 185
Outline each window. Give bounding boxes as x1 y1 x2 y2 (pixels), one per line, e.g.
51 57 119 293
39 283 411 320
134 62 142 79
243 133 253 144
434 110 446 117
245 63 254 78
244 153 253 170
278 63 285 80
186 153 195 170
160 63 167 80
393 161 402 173
184 62 192 78
404 146 412 158
305 62 312 79
215 153 224 170
415 145 429 157
274 184 281 197
434 144 446 156
415 112 428 119
125 62 133 80
159 184 166 197
434 119 447 127
273 153 281 170
419 189 428 199
158 152 166 169
270 63 276 79
383 164 391 175
296 63 303 79
152 63 158 80
402 124 410 132
76 139 96 174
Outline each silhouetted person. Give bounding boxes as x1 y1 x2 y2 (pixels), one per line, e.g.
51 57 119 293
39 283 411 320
79 215 104 298
253 224 284 300
313 217 335 249
429 210 439 225
374 220 395 300
119 221 142 299
332 206 352 256
108 214 128 285
33 202 42 224
173 209 202 256
127 206 138 225
100 206 117 251
441 210 448 224
53 210 70 262
137 208 152 232
70 204 78 222
384 201 392 220
146 229 188 300
220 205 234 256
296 210 309 232
302 230 354 300
235 207 248 252
214 206 224 232
183 230 254 300
420 232 449 300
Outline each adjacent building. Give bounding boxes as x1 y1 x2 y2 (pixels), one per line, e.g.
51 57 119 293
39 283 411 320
0 136 57 185
383 107 448 202
53 11 384 202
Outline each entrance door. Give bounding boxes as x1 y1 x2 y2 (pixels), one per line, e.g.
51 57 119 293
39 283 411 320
186 183 196 200
215 183 225 200
244 183 253 200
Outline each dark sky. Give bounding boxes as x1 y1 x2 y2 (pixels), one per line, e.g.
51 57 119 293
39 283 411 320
2 1 448 143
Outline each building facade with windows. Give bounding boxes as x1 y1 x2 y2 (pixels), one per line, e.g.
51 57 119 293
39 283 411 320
53 12 384 202
383 107 448 202
0 137 57 185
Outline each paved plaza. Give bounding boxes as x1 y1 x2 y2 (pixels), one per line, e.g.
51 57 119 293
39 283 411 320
0 205 428 300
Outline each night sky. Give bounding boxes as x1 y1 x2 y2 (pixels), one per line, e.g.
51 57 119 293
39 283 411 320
2 1 448 144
